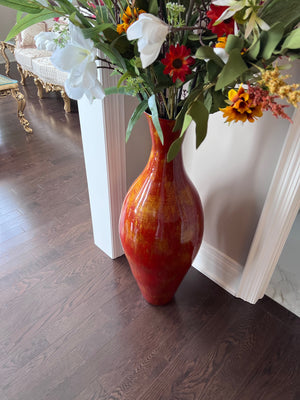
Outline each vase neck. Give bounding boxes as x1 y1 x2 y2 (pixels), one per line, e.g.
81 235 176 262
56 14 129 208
146 114 181 158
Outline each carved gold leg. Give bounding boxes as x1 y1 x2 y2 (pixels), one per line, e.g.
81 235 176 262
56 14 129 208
17 64 26 85
34 78 44 98
61 89 71 113
0 42 10 75
11 88 33 134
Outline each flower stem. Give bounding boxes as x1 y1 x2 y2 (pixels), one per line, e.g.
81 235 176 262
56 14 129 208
171 26 203 33
185 0 195 25
161 91 172 119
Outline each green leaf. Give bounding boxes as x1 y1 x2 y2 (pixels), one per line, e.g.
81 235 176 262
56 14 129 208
102 27 119 42
55 0 76 14
210 90 227 113
215 49 248 91
188 101 209 148
180 113 193 137
95 42 126 70
148 95 164 145
173 88 202 132
0 0 42 13
5 10 61 41
148 0 159 14
225 35 244 53
167 136 184 162
260 22 285 60
117 71 131 88
281 28 300 50
135 0 149 12
260 0 300 33
110 34 132 56
247 36 260 60
195 46 224 68
126 100 148 142
204 91 213 113
207 60 221 82
16 11 23 23
82 24 114 39
170 112 193 162
168 100 209 162
152 63 172 89
104 86 134 96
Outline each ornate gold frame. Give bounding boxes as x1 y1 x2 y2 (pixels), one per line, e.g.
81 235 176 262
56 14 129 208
17 63 71 113
0 41 15 75
0 81 33 134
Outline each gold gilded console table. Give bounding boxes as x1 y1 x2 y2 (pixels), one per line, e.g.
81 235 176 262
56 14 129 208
0 74 32 134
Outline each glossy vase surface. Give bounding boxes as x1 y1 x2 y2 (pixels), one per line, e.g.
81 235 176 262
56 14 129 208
119 114 204 305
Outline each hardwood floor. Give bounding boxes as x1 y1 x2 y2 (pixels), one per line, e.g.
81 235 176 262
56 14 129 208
0 63 299 400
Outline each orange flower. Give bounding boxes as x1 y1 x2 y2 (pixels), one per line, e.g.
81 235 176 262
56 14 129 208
215 36 227 49
220 84 263 123
161 44 195 83
117 6 145 34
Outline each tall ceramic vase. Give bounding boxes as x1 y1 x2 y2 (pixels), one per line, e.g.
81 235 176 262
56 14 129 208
119 114 204 305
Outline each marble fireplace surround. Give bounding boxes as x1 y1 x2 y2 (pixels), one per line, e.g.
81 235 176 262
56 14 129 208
78 67 300 305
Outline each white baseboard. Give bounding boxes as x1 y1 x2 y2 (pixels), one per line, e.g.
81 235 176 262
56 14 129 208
192 241 244 297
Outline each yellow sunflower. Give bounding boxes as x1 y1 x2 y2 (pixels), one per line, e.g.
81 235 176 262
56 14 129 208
117 6 145 34
220 84 263 123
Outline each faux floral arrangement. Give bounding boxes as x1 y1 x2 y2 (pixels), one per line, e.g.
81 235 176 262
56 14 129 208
2 0 300 159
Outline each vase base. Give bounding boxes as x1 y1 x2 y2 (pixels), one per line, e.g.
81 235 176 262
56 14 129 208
141 293 175 306
137 283 178 306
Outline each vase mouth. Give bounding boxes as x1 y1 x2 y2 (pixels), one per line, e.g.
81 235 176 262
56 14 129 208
144 112 175 123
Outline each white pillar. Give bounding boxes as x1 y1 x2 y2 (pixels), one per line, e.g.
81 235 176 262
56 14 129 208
78 69 126 259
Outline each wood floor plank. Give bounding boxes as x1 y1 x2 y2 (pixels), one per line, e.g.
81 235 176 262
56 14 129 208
1 273 141 400
41 272 233 400
72 377 108 400
232 325 300 400
184 308 286 400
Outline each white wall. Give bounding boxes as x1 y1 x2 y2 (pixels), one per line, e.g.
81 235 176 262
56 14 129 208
0 5 17 64
183 111 289 266
182 61 299 267
0 6 17 40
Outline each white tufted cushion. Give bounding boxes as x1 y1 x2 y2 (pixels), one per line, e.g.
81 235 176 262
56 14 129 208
32 56 68 86
44 18 57 31
18 22 46 48
15 48 52 71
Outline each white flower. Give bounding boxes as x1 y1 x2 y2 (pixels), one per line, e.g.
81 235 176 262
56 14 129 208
127 13 169 68
214 47 229 63
35 31 59 51
51 24 105 103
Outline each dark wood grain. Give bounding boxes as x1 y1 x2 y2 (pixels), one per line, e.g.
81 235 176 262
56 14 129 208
1 63 299 400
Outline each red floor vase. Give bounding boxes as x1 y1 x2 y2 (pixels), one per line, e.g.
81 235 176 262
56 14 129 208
119 114 204 305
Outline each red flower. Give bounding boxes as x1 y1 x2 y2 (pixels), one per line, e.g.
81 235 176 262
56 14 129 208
161 44 195 83
207 5 234 36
